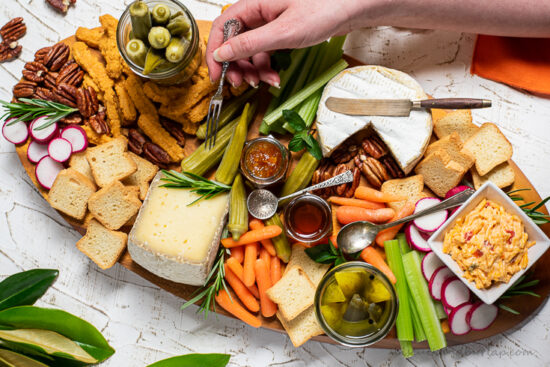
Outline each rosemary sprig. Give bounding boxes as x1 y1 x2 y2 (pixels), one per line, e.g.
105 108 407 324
0 98 79 131
159 170 231 206
507 188 550 225
181 246 230 319
497 272 540 315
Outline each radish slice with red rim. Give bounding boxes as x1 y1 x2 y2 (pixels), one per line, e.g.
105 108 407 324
466 302 498 331
48 138 72 163
405 222 432 252
60 125 88 153
30 117 58 143
2 118 28 145
449 303 474 335
444 305 453 316
35 156 63 189
442 278 471 309
27 140 49 164
429 266 455 301
421 252 445 281
413 197 448 233
445 185 473 215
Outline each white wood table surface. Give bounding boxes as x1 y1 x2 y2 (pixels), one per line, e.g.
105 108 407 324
1 1 550 366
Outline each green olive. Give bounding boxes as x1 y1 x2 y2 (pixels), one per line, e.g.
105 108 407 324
165 37 189 63
126 39 147 67
148 26 171 49
152 4 171 25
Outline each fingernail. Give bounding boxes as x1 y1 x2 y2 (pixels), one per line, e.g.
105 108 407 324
247 79 257 88
230 81 238 89
271 82 280 89
213 43 234 62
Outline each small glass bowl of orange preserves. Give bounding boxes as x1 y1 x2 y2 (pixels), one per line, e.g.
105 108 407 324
240 136 290 188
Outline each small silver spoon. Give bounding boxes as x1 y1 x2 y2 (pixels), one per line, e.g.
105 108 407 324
247 170 354 220
337 189 476 254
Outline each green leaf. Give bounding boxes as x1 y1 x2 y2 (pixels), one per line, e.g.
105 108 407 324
0 306 114 364
147 353 230 367
0 348 49 367
0 269 58 312
498 304 520 315
288 135 306 152
304 134 323 160
282 110 305 132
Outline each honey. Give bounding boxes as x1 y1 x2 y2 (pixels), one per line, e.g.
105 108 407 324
283 193 332 244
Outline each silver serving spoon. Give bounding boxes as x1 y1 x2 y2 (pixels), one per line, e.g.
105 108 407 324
247 170 354 220
337 189 476 254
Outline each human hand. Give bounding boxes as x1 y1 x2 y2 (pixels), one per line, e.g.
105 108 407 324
206 0 362 88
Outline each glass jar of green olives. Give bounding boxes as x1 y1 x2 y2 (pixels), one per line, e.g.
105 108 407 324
315 262 398 347
117 0 202 85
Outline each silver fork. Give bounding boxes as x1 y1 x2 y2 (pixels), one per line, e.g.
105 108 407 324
205 19 241 150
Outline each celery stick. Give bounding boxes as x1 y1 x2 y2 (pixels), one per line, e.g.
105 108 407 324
397 233 411 254
399 340 414 358
269 47 308 97
301 90 323 127
409 291 427 342
433 300 447 320
263 59 348 127
287 43 323 98
402 251 447 351
385 240 414 342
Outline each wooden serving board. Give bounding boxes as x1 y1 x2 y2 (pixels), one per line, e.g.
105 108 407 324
15 20 550 349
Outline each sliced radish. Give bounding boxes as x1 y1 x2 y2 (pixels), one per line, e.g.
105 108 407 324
60 125 88 153
444 305 453 316
413 197 448 233
27 140 49 164
2 118 28 144
29 116 58 143
441 278 471 309
421 252 445 281
449 303 474 335
406 222 432 252
445 185 473 215
35 156 63 190
429 266 455 301
466 302 498 331
48 138 72 163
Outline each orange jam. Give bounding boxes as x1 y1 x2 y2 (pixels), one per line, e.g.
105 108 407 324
244 141 283 179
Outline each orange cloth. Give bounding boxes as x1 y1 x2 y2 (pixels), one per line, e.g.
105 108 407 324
471 35 550 97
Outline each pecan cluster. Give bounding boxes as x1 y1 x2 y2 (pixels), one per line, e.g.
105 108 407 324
128 129 171 167
46 0 77 14
0 18 26 63
312 135 404 196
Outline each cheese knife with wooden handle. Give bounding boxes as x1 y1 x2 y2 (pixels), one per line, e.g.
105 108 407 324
325 97 492 116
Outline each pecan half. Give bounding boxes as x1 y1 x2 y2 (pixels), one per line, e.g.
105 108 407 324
128 128 147 155
34 87 55 101
52 83 78 107
43 43 70 72
76 87 98 118
87 110 109 134
355 155 390 189
311 161 330 196
13 80 36 98
23 62 48 83
143 142 171 166
346 167 361 198
34 46 51 65
46 0 75 14
0 18 26 43
56 61 84 86
331 144 359 164
0 41 22 63
160 118 186 147
321 165 336 198
362 135 388 159
60 113 83 124
44 72 58 90
381 156 404 179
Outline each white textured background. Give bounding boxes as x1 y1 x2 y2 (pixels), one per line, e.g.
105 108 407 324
1 1 550 366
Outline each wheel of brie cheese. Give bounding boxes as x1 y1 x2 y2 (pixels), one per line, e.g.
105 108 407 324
316 65 433 174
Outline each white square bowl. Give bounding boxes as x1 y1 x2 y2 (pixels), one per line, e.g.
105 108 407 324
428 181 550 304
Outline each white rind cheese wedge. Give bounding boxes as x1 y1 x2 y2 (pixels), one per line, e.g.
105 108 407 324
317 65 433 174
128 172 229 286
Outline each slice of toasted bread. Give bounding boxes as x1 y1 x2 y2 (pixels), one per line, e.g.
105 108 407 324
68 152 95 184
471 160 515 189
88 180 142 230
415 150 466 197
76 219 127 270
462 123 513 176
122 152 158 200
86 136 137 187
277 306 323 347
381 175 425 211
433 109 479 143
267 266 316 321
49 168 96 221
425 132 475 171
286 244 330 286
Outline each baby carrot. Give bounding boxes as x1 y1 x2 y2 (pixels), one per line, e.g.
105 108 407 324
248 284 260 299
355 186 407 203
270 256 282 284
375 201 415 247
226 257 244 280
254 258 278 317
360 246 396 284
336 206 395 225
243 242 258 287
221 226 282 248
230 246 244 263
260 247 271 273
215 289 261 328
249 219 277 256
224 264 260 312
329 196 386 209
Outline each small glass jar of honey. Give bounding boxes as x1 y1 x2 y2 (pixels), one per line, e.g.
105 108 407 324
240 136 290 188
283 193 332 244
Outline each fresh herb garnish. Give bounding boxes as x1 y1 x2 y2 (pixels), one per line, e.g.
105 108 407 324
507 188 550 225
0 98 79 131
181 246 230 319
497 272 540 315
160 170 231 206
305 239 359 266
283 109 323 160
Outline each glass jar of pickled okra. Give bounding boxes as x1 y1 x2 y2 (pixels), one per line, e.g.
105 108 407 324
240 136 290 188
315 262 398 347
117 0 202 85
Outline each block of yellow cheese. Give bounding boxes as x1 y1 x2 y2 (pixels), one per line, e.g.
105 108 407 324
128 172 229 286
